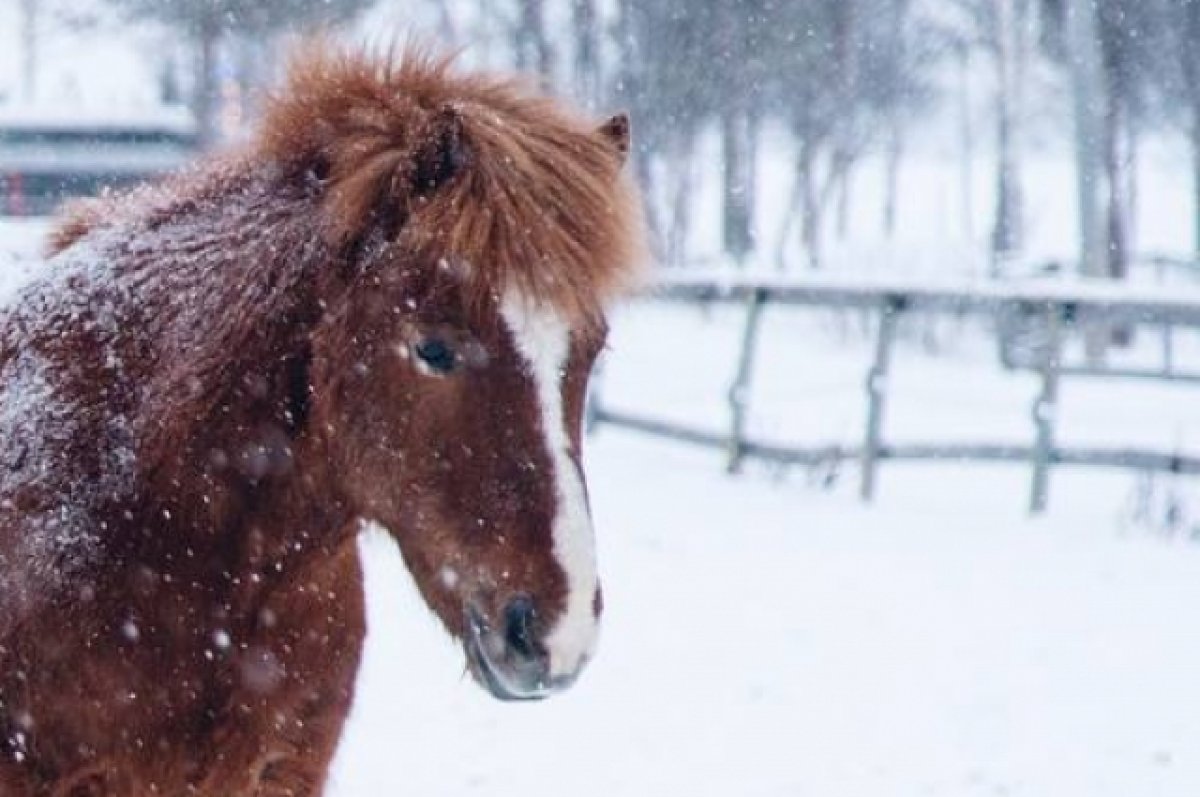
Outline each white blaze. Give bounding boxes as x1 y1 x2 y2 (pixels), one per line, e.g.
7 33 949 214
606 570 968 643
501 292 599 679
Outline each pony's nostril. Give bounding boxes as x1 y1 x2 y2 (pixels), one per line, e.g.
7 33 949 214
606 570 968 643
502 595 541 662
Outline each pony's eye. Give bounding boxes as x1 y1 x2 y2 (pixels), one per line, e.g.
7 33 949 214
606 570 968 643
414 337 457 374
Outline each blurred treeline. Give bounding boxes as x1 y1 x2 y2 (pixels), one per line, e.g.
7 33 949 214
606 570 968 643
13 0 1200 273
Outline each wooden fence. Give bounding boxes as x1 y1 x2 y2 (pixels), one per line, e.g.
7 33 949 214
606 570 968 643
587 272 1200 513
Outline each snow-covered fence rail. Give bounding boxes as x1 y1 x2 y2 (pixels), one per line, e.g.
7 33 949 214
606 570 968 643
588 271 1200 513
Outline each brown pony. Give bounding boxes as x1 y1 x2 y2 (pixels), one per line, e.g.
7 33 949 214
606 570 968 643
0 44 644 795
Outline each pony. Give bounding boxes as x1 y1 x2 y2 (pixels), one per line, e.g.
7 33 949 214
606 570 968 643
0 43 644 796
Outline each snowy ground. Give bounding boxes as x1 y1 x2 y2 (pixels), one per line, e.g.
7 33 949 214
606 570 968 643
4 220 1200 796
330 431 1200 797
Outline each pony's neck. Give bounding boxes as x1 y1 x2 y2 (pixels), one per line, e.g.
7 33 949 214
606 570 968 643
114 169 363 577
122 427 356 603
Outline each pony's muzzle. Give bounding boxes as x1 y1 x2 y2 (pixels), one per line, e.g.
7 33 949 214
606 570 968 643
464 598 581 701
501 594 541 663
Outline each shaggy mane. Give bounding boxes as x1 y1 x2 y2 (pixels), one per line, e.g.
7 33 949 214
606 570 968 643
259 44 645 326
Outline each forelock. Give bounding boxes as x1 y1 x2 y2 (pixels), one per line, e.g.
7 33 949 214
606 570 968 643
258 42 649 331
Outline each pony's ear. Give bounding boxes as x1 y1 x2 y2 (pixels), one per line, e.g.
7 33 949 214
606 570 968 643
596 112 630 165
414 103 471 196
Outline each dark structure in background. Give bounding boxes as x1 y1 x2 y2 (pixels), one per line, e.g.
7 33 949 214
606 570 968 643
0 112 197 216
109 0 375 147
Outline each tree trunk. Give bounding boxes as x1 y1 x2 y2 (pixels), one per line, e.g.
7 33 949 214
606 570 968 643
666 137 697 267
747 113 761 250
19 0 38 102
1125 113 1138 255
1068 0 1106 279
435 3 459 45
613 0 660 251
1184 5 1200 259
958 44 976 242
819 148 852 253
836 159 853 241
1104 91 1134 346
990 0 1022 269
800 146 822 270
475 0 500 66
1193 110 1200 259
775 152 806 271
884 125 903 238
1066 0 1107 361
722 111 755 265
1103 94 1129 281
571 0 600 107
515 0 554 80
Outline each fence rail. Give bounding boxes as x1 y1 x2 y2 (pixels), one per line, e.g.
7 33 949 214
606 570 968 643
588 271 1200 513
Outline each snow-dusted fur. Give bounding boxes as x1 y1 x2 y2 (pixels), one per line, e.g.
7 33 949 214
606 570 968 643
0 44 642 796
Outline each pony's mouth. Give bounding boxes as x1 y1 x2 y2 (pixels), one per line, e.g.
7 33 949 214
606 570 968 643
464 604 573 701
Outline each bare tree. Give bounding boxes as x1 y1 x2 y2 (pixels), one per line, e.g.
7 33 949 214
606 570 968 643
1065 0 1106 277
1157 0 1200 254
636 0 712 263
1093 0 1164 281
1175 0 1200 255
1041 0 1167 281
990 0 1024 263
19 0 39 102
774 0 936 269
713 0 767 265
954 39 977 241
109 0 372 146
405 0 941 270
570 0 600 107
947 0 1028 268
612 0 661 251
514 0 554 79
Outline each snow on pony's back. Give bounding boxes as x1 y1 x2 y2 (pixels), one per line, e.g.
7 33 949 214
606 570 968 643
0 232 140 627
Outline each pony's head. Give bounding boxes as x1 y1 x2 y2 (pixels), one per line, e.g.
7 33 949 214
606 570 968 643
261 48 644 700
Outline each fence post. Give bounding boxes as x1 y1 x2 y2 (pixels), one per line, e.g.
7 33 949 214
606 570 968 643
727 289 766 473
1030 302 1065 513
861 295 904 500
